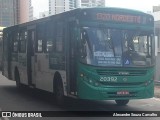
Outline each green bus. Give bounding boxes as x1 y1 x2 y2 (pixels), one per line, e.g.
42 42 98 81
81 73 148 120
0 27 5 69
2 8 155 105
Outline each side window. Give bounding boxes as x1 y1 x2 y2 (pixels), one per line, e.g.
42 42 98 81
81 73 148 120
36 24 45 52
13 32 19 53
46 22 54 52
19 30 27 53
56 22 64 52
38 39 43 52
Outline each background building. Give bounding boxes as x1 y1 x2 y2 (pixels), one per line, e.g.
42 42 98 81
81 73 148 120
48 0 105 15
152 5 160 82
49 0 76 15
0 0 18 27
0 0 33 27
69 0 76 10
39 11 50 18
19 0 33 23
77 0 105 8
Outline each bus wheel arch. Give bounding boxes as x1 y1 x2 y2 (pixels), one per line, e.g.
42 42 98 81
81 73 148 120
53 72 65 105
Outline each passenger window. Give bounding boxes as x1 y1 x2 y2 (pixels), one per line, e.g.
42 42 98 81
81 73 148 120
19 31 27 53
13 33 19 53
46 22 54 52
56 22 64 52
38 39 43 52
13 41 18 52
46 40 53 52
36 24 45 52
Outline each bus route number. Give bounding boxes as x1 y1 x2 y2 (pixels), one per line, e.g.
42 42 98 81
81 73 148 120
100 77 117 82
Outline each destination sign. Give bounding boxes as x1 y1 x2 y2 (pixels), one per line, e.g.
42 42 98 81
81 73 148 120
96 13 141 24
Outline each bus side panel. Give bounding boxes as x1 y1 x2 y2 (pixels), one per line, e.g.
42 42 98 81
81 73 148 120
17 53 28 85
2 61 8 78
34 20 68 96
34 53 54 92
34 49 67 95
2 30 11 79
11 61 18 81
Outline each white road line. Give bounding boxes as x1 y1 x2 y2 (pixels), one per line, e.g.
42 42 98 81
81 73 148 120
0 108 10 120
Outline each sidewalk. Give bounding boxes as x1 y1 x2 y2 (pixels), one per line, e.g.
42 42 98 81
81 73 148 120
155 85 160 98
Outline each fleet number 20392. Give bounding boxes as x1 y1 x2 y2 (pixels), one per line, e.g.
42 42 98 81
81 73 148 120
99 77 118 82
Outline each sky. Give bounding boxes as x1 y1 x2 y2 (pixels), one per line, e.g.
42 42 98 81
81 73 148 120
32 0 160 18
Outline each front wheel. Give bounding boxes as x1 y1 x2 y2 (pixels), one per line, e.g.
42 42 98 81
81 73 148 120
115 100 129 106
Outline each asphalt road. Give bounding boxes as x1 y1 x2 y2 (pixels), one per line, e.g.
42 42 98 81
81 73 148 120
0 72 160 120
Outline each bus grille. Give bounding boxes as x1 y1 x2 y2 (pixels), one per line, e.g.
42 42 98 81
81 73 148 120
100 82 144 86
97 69 147 76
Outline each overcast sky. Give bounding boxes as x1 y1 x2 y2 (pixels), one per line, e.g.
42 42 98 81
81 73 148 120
32 0 160 17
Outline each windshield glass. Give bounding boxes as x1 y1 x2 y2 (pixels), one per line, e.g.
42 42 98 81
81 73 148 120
79 27 155 67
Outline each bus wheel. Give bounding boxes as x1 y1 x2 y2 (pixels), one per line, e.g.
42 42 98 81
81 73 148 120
54 81 64 105
115 100 129 106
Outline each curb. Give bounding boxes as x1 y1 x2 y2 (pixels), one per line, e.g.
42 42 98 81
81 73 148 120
154 80 160 86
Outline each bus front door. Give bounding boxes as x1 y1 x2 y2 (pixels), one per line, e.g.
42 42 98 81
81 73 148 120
27 29 35 86
67 22 77 95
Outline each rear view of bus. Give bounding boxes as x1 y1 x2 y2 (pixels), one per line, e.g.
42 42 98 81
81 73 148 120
77 8 155 105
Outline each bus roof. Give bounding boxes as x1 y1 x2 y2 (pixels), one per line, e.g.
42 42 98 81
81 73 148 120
3 7 153 30
76 7 153 18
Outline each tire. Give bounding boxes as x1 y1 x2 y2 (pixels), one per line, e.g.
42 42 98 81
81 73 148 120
54 80 64 105
115 100 129 106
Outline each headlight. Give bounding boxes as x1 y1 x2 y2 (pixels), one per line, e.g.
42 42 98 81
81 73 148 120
144 80 153 86
80 73 99 87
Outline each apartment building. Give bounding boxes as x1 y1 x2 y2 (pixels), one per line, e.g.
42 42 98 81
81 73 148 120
77 0 105 8
49 0 76 15
0 0 33 27
152 5 160 82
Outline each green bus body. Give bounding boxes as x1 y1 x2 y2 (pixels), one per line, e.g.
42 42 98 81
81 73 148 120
76 8 155 100
78 63 154 100
2 8 155 105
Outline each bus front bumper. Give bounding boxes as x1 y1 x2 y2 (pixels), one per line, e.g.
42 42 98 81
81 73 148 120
77 80 154 100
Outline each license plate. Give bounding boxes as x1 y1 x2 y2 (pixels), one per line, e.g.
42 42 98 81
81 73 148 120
117 91 129 95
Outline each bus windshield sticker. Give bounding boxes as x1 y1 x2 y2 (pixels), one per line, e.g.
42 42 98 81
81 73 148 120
96 56 122 65
93 52 122 65
125 59 130 65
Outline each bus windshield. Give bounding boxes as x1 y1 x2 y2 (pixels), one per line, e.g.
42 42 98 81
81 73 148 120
80 27 154 67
